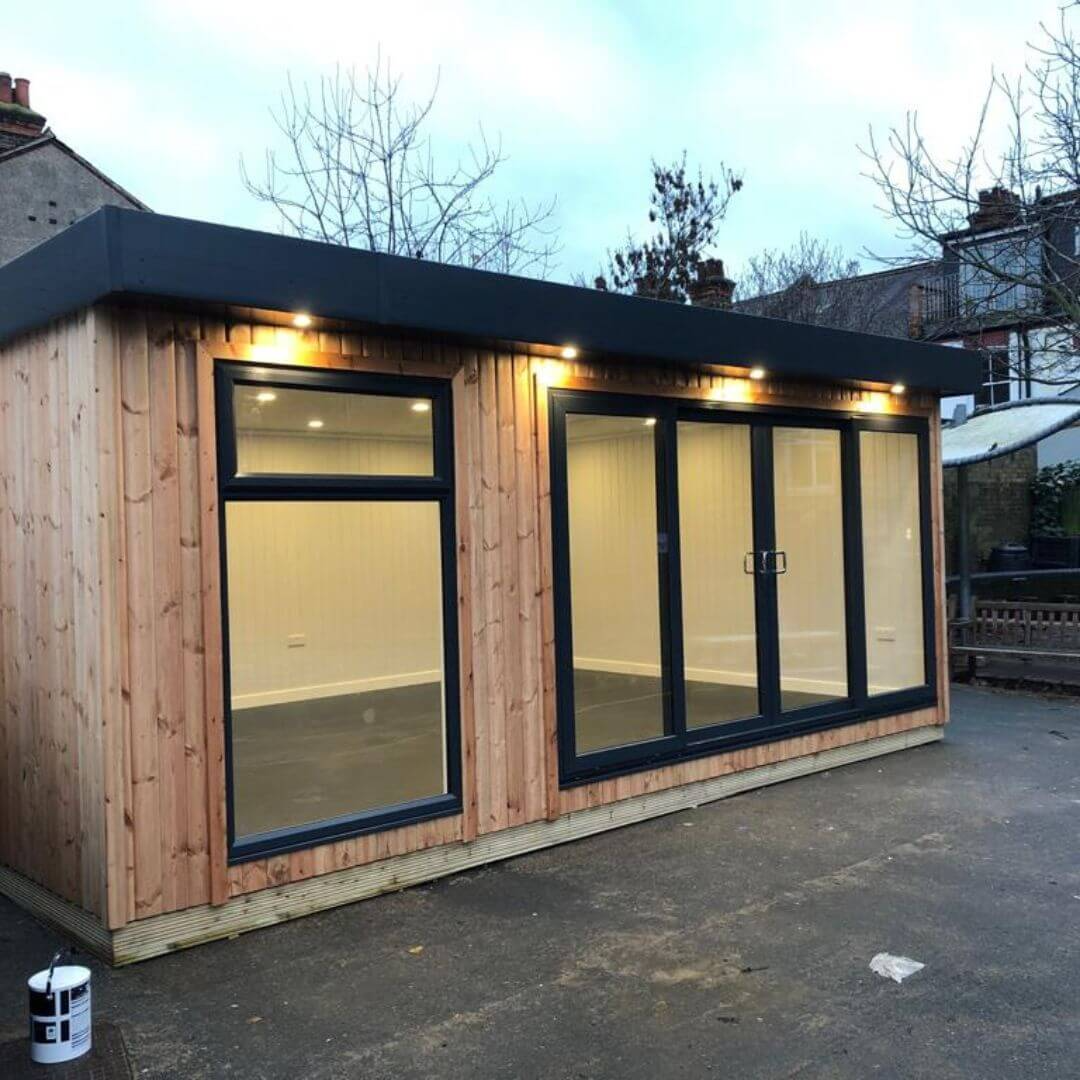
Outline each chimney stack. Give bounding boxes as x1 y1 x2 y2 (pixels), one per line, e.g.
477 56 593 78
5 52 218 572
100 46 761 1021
967 186 1022 233
0 72 47 145
688 258 736 310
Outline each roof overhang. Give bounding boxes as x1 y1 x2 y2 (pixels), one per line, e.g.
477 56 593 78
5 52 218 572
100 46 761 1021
0 207 982 394
942 398 1080 466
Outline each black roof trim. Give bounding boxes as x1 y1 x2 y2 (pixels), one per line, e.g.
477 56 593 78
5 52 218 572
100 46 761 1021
0 207 981 394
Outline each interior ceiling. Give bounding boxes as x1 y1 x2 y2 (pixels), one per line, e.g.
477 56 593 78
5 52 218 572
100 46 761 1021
234 384 433 440
566 415 658 442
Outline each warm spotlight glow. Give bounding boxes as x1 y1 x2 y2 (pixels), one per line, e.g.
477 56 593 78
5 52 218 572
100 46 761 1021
855 393 889 414
748 366 766 380
709 379 751 403
255 390 277 404
644 417 657 427
249 343 295 364
293 313 313 329
890 383 906 395
535 359 566 386
307 418 324 429
560 345 578 360
411 401 431 413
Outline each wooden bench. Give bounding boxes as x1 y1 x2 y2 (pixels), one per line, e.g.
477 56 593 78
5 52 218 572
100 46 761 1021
949 601 1080 681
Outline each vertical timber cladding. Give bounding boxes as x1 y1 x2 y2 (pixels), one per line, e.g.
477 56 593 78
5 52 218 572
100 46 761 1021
98 304 944 927
102 306 552 923
0 310 117 922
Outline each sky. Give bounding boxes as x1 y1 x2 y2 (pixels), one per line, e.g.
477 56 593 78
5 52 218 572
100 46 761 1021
6 0 1069 286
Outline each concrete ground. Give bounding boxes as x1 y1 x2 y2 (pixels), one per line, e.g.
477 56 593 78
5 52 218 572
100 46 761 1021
2 685 1078 1079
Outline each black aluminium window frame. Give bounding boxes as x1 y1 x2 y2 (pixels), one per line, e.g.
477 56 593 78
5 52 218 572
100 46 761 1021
215 360 463 863
549 387 938 787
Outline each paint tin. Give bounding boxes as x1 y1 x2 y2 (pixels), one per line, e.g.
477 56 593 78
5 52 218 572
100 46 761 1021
27 964 92 1064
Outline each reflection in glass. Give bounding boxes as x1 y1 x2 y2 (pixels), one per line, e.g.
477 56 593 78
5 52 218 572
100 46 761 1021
566 414 666 754
860 431 926 693
226 501 446 837
773 427 848 710
677 422 759 727
233 385 434 476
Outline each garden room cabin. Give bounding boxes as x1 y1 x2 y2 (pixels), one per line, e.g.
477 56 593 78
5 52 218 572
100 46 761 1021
0 208 980 962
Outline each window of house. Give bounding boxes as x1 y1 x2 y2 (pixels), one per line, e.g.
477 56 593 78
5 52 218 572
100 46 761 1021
974 349 1011 407
217 363 461 860
958 236 1037 313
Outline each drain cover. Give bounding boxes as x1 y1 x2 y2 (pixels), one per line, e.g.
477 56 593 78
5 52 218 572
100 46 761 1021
0 1023 132 1079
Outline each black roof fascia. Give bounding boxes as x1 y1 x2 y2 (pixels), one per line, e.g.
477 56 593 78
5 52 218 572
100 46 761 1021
0 206 982 394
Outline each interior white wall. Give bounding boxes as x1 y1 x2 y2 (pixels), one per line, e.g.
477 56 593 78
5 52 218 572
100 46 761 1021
860 430 926 693
677 423 758 690
567 422 853 698
226 433 443 707
773 428 849 697
567 420 663 676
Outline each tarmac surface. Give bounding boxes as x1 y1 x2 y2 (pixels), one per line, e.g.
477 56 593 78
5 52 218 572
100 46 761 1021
1 685 1078 1079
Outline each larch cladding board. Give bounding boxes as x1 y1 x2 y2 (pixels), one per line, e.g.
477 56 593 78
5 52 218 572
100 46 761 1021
0 304 945 932
0 310 121 921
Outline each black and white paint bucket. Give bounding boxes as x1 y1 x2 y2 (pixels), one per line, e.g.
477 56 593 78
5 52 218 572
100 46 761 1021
27 961 91 1064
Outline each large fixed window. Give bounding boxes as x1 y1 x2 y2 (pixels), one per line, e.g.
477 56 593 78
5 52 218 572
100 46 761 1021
550 390 935 784
217 363 461 861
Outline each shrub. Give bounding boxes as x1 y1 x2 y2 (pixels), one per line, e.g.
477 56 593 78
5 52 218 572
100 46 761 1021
1031 459 1080 535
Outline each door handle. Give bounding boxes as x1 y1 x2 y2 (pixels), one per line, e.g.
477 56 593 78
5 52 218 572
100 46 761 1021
745 551 783 574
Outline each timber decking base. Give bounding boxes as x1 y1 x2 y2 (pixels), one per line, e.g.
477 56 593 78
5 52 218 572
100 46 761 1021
1 725 943 965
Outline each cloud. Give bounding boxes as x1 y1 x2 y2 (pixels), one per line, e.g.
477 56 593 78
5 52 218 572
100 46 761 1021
6 0 1071 280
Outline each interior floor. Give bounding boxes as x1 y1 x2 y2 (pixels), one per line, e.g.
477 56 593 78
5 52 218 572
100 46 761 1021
232 682 446 837
573 669 834 755
232 672 838 836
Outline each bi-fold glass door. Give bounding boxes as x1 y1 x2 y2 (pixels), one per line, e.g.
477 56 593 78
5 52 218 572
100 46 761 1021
550 390 935 784
677 414 856 739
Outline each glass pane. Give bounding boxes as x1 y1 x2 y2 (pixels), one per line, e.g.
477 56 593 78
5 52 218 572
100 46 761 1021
677 422 759 727
226 501 446 837
773 427 848 710
860 431 926 693
566 413 666 754
233 384 434 476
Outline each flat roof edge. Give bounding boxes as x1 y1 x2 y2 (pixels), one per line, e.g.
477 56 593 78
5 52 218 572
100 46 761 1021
0 207 983 395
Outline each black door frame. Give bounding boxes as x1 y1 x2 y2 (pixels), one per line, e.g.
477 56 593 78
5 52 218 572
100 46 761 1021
549 388 937 786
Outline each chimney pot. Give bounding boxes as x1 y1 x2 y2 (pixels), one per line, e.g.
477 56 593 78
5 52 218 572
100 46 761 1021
688 257 736 310
0 73 11 104
13 77 30 109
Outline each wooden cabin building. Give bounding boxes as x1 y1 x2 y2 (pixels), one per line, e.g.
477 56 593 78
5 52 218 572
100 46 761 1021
0 209 979 962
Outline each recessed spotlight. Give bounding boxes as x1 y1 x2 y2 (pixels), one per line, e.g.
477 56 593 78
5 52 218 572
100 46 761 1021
293 313 313 329
561 345 578 360
411 401 431 413
644 417 657 427
890 382 906 395
255 390 277 404
307 418 324 429
748 366 766 380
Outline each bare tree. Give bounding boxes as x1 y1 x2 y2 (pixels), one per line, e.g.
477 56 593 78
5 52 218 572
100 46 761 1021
862 11 1080 384
242 59 558 276
591 154 743 302
735 233 913 335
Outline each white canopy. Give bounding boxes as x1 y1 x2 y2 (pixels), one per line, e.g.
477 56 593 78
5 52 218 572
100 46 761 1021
941 399 1080 467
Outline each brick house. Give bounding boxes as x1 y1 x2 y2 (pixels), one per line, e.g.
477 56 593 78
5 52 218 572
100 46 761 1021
0 71 146 266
